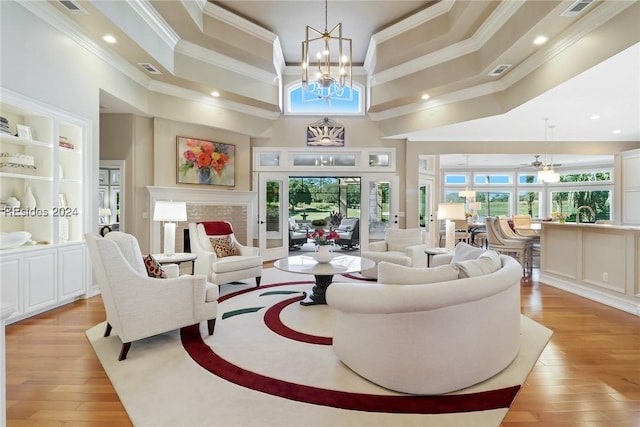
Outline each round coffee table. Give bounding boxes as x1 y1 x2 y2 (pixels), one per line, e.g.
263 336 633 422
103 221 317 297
274 254 375 306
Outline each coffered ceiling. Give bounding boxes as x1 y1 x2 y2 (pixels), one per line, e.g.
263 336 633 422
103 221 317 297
42 0 639 142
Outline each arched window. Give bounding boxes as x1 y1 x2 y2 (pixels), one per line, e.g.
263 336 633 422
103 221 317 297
285 81 364 116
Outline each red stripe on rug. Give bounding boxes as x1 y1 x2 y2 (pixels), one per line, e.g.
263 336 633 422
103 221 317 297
263 296 332 345
180 323 520 414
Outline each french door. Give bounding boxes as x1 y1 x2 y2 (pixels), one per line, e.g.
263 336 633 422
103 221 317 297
256 172 399 261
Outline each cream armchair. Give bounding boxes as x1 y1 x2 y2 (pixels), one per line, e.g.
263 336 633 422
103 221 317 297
85 232 218 361
188 221 262 287
360 228 428 278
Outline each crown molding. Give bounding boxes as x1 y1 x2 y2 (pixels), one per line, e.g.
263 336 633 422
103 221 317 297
128 0 180 49
147 80 281 121
203 2 277 44
368 80 505 122
372 0 455 44
371 0 525 86
18 0 153 90
176 40 278 84
371 0 636 121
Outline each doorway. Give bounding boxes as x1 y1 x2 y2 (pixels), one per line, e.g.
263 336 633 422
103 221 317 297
257 172 398 261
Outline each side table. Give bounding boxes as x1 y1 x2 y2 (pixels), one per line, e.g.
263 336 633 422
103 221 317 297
424 248 451 268
151 252 197 275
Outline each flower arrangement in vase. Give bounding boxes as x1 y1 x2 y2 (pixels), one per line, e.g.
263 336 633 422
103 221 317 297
307 226 340 263
179 138 232 184
551 211 569 223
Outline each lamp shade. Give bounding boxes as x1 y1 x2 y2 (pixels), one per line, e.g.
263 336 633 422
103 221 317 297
469 202 481 211
98 207 112 216
537 169 560 183
458 189 476 199
153 201 187 222
437 203 466 220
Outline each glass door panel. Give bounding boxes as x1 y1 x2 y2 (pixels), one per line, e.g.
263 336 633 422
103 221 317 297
258 173 289 261
361 175 398 246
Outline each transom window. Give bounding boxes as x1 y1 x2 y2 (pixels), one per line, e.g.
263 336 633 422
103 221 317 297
285 81 364 116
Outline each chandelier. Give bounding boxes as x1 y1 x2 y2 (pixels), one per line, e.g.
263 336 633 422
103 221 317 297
301 0 352 102
537 119 560 183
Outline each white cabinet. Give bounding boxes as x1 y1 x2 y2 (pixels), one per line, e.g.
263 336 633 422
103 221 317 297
24 248 57 312
0 253 23 320
58 243 86 300
0 88 90 324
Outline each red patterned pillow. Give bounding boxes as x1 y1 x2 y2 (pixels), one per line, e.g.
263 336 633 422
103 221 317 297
143 254 167 279
209 236 239 257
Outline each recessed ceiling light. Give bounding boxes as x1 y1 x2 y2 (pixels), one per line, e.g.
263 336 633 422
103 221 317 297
612 129 622 134
533 36 548 45
211 91 220 97
421 94 430 100
102 34 117 44
590 114 600 120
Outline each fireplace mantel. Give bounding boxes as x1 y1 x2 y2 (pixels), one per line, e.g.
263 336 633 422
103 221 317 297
147 186 258 253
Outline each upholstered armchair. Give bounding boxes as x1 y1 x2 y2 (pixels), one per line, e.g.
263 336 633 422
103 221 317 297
288 218 308 249
360 228 428 278
85 232 218 361
188 221 262 287
334 217 359 249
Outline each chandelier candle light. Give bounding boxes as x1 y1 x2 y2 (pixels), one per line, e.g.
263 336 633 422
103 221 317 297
301 0 352 102
437 203 466 250
153 201 187 257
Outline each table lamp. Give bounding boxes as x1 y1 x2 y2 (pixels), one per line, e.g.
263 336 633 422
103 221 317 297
437 203 466 250
98 207 112 225
153 201 187 256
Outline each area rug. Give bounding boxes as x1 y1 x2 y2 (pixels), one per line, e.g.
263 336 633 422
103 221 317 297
86 268 553 427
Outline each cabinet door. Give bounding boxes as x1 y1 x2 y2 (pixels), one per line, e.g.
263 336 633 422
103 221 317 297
58 244 86 299
0 254 23 320
24 249 56 312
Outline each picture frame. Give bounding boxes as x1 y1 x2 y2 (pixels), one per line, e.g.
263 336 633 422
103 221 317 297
16 124 32 139
176 136 235 186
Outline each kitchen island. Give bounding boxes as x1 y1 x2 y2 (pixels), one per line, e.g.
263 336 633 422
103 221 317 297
540 222 640 316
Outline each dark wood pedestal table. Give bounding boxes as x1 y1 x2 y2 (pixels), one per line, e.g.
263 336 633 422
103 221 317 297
274 254 375 306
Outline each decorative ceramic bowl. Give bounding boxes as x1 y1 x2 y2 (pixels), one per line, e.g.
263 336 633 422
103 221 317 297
0 231 32 249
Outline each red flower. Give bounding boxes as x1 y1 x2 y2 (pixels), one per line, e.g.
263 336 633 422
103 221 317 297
197 152 211 167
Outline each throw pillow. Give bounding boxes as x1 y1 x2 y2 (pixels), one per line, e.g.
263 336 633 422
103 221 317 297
143 254 167 279
451 242 486 263
378 261 459 285
209 236 239 257
454 250 502 278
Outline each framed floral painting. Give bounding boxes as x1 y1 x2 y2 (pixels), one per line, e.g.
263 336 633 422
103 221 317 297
177 137 235 186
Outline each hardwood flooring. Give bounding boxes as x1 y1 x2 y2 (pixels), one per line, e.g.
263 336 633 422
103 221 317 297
5 270 640 426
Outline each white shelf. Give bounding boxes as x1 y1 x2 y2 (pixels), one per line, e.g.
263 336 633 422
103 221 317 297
0 172 53 181
0 88 90 325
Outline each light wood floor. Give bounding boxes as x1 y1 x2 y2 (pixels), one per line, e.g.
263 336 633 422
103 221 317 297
5 270 640 426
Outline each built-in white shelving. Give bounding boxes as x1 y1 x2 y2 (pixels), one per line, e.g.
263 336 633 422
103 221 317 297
0 88 90 324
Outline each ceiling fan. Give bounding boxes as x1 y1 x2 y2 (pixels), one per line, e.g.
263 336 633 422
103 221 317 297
519 155 562 169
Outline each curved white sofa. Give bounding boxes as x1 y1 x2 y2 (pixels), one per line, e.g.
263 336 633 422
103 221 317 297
326 254 522 395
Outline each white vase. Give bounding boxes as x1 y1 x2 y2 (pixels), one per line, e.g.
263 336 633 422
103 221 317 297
22 186 36 209
314 245 333 263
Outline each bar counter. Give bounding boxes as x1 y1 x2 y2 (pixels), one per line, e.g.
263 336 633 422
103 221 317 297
539 222 640 316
